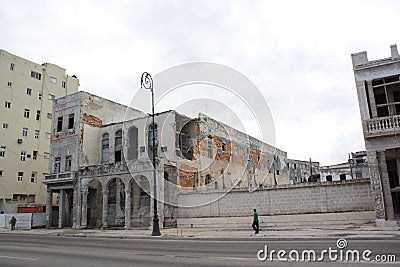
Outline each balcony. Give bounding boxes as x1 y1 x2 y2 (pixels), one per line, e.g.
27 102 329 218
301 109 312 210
364 115 400 138
79 162 130 177
43 172 77 184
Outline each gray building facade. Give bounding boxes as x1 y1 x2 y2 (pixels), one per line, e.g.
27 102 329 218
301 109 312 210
352 44 400 228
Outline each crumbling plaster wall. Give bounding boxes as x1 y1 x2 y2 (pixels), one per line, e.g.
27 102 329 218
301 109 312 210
196 114 289 188
174 113 289 191
80 93 143 167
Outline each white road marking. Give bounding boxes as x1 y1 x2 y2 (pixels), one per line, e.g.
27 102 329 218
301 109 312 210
0 255 37 261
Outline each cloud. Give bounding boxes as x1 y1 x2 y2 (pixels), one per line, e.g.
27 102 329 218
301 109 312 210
0 0 398 165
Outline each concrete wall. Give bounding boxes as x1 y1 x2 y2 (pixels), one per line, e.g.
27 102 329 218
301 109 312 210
177 179 373 219
0 213 45 229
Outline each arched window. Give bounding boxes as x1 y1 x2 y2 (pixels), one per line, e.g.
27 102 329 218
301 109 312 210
205 174 212 185
148 124 158 158
127 126 138 160
102 133 109 163
114 130 122 162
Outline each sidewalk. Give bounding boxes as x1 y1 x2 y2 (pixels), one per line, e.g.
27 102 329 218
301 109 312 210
1 224 399 240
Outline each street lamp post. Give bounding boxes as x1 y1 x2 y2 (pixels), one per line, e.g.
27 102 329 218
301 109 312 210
141 72 161 236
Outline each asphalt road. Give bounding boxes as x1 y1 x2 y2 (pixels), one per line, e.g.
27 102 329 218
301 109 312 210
0 234 399 266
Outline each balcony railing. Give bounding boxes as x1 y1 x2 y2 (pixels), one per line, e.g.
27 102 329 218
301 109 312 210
364 115 400 137
79 162 130 177
43 172 77 183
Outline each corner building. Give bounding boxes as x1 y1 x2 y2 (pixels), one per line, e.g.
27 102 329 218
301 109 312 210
44 91 289 229
352 44 400 228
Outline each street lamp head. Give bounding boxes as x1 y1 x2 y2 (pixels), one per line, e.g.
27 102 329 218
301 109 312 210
141 72 153 91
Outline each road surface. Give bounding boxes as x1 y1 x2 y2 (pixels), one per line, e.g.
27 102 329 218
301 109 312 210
0 233 398 266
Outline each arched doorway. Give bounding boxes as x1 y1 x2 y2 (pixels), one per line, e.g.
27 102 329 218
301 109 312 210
87 179 103 228
131 175 151 227
107 177 125 227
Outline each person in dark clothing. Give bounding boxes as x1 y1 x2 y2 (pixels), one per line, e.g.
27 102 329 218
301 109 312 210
10 216 17 231
252 209 259 234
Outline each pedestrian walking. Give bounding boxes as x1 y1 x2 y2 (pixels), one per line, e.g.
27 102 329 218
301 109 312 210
10 216 17 231
252 209 259 234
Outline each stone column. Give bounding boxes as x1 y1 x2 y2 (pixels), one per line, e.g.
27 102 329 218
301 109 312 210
72 188 77 229
102 189 108 229
124 187 131 229
377 151 395 220
81 188 88 229
45 189 53 229
58 189 65 228
367 150 398 228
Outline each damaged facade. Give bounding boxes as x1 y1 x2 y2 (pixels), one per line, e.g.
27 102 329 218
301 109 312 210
44 91 289 229
320 151 369 182
287 159 320 184
352 44 400 228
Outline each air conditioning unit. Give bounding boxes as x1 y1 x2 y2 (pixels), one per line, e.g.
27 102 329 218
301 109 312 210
68 128 75 134
17 138 23 144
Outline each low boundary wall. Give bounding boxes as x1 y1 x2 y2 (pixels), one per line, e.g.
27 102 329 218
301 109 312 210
0 213 46 230
177 179 374 227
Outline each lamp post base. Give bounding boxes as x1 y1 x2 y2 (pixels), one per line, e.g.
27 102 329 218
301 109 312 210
151 215 161 236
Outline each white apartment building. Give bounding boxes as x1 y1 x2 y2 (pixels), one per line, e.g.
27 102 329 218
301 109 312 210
0 50 79 213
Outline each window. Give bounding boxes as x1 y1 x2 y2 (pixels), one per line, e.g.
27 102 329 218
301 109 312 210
48 94 55 100
68 113 74 129
34 130 39 139
22 127 28 137
222 143 227 152
0 170 3 176
326 175 333 182
18 172 23 182
38 93 42 100
20 151 26 161
372 75 400 117
49 76 57 84
276 170 280 175
26 88 32 95
30 71 41 80
47 113 52 119
128 127 138 160
24 109 30 118
148 124 159 158
339 174 346 181
2 123 9 129
207 137 213 158
205 174 212 185
0 148 5 157
10 63 15 71
102 133 109 163
32 150 37 160
31 172 37 183
115 130 122 162
36 110 41 120
5 102 11 108
7 81 12 87
54 157 61 173
62 81 66 88
65 155 72 171
46 132 51 139
57 116 63 132
44 152 49 159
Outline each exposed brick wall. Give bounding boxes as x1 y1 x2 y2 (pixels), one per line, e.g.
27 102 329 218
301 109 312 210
177 179 374 218
82 114 102 127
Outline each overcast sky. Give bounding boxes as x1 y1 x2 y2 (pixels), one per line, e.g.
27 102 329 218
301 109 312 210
1 0 398 165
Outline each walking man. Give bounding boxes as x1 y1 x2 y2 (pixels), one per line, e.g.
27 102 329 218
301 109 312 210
252 209 259 234
10 216 17 231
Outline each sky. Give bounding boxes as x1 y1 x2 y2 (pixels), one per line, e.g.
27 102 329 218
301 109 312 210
0 0 398 165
